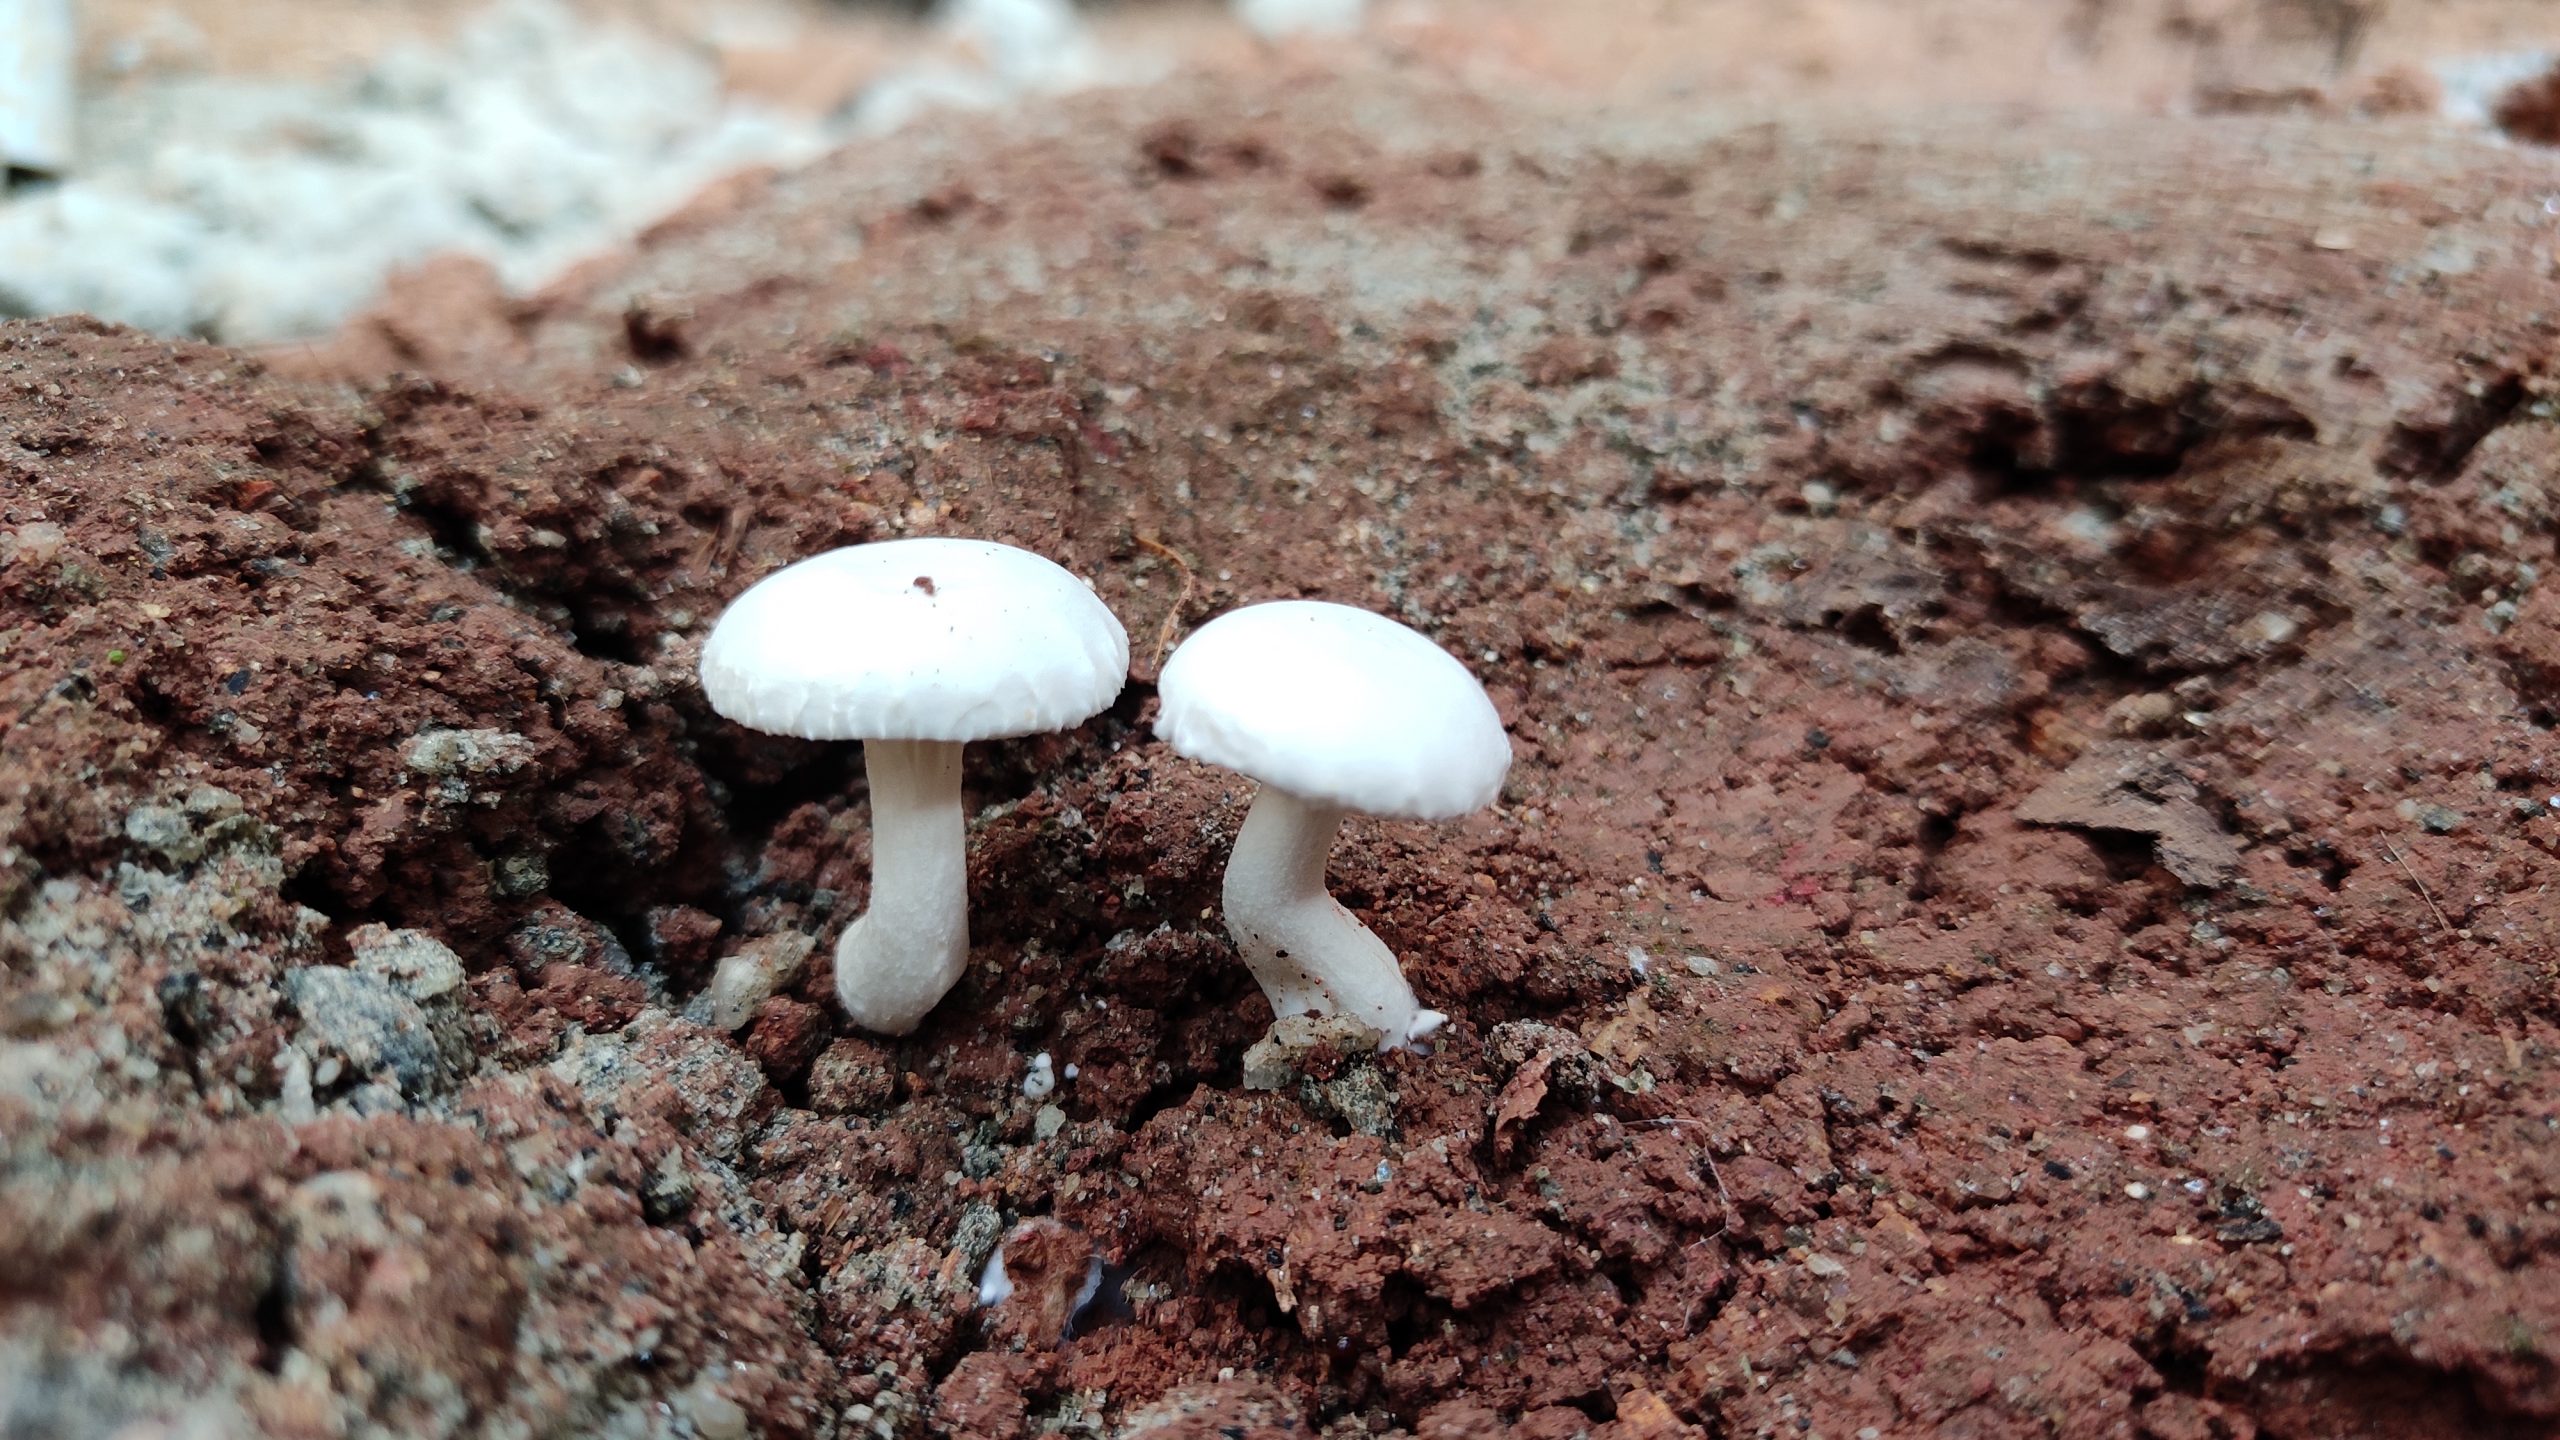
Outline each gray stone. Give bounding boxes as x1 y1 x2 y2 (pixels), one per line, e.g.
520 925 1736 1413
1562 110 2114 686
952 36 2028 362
402 727 536 779
120 805 200 863
285 966 453 1100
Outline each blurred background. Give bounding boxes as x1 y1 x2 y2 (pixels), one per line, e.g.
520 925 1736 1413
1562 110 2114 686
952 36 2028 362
5 0 2560 348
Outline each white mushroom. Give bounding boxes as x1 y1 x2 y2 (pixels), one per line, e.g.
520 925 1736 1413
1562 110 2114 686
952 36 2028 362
1155 601 1510 1051
699 539 1129 1035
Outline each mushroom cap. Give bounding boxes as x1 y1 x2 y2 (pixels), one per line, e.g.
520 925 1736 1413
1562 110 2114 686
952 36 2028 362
1156 600 1510 820
700 538 1129 742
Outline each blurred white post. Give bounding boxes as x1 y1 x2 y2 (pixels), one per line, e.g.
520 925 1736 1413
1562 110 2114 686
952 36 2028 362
1 0 75 177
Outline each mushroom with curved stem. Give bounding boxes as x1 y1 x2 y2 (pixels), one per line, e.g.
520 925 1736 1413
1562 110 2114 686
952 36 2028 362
1223 788 1438 1040
1155 600 1511 1051
698 538 1129 1035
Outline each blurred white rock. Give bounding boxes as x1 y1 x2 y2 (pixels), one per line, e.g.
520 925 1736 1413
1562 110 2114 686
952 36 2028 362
1235 0 1368 40
853 0 1106 135
0 0 823 340
0 0 76 175
2435 49 2558 128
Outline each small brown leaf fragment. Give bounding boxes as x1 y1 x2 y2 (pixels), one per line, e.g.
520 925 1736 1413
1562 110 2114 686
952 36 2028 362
1584 989 1660 1069
1490 1048 1555 1158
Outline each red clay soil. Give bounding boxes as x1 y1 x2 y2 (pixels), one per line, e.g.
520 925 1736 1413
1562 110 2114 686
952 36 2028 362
6 67 2560 1440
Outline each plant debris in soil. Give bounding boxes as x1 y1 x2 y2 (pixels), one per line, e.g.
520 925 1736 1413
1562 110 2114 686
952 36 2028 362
5 63 2560 1440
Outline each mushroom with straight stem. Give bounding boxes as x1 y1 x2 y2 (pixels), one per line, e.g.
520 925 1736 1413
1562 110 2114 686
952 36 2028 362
698 538 1129 1035
1155 600 1511 1051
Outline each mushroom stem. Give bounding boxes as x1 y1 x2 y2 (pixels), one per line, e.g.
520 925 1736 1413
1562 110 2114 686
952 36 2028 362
837 738 969 1035
1223 788 1444 1051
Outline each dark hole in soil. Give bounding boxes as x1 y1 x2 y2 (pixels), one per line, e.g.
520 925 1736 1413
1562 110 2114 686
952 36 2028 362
1068 1260 1140 1337
155 972 214 1049
250 1256 294 1375
1379 1274 1441 1357
1595 1258 1642 1309
2288 839 2353 893
1908 808 1963 900
1560 1387 1618 1423
1834 604 1901 655
2144 1332 2210 1403
381 487 489 574
703 741 867 854
2081 828 2166 883
2382 373 2528 482
1116 1041 1246 1134
2238 1353 2552 1440
558 602 652 666
277 864 357 939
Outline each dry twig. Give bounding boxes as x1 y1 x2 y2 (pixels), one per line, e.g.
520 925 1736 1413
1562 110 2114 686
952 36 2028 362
1643 1116 1742 1239
1131 531 1196 672
2379 839 2455 936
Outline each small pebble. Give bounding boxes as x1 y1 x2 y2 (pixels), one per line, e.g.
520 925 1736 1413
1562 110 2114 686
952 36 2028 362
2124 1124 2150 1141
701 934 814 1032
2126 1182 2151 1200
277 1046 316 1124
